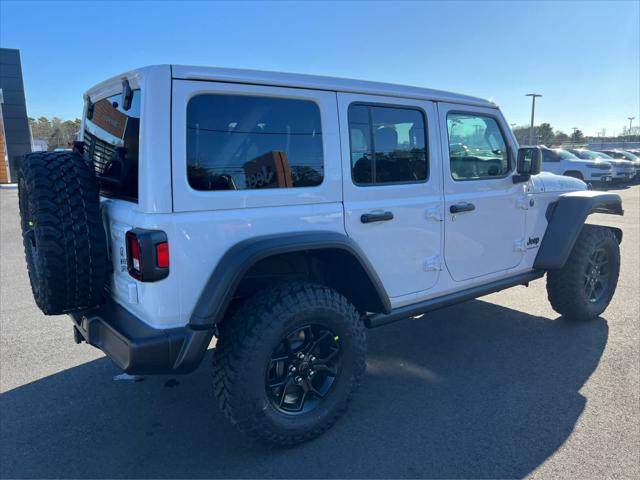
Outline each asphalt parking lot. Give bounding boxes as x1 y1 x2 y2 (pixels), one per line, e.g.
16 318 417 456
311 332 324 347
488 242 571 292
1 184 638 479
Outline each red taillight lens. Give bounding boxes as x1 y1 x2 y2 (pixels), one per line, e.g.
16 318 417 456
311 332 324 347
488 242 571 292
156 242 169 268
126 231 142 279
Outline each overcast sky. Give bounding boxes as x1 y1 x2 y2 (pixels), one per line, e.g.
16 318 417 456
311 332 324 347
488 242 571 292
2 0 638 136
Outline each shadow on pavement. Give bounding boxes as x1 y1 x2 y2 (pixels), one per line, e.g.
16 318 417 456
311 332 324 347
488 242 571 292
0 299 608 479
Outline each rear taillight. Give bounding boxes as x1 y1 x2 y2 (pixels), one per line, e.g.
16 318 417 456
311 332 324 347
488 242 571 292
125 229 169 282
156 242 169 268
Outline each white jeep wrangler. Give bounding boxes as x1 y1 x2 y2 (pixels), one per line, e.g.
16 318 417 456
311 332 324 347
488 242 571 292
18 65 623 446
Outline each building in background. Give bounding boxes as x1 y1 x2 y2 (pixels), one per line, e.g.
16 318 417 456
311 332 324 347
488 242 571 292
0 89 9 183
0 48 31 183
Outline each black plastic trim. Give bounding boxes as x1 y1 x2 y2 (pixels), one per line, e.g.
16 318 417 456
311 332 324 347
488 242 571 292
69 299 206 374
189 231 391 328
125 228 169 282
361 211 394 223
534 191 623 270
365 270 545 328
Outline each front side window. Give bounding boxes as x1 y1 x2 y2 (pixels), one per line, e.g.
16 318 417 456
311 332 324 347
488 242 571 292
348 104 428 185
187 95 324 191
447 113 510 180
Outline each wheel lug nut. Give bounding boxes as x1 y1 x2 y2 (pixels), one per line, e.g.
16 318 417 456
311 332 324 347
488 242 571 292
297 352 304 359
295 376 302 384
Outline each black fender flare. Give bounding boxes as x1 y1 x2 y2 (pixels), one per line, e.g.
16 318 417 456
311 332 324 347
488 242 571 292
533 191 623 270
172 231 391 372
189 231 391 328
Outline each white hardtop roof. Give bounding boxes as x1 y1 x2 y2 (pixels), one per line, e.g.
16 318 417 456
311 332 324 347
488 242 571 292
171 65 496 108
85 65 496 108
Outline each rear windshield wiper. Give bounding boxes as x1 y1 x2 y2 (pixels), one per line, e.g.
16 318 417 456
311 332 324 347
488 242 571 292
122 79 133 111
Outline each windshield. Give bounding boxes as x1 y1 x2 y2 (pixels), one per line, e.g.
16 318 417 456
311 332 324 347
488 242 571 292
619 151 639 160
554 149 579 160
83 90 141 201
571 149 601 160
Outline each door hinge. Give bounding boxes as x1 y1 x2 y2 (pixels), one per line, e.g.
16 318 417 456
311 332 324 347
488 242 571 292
423 255 442 272
513 239 526 252
425 206 443 222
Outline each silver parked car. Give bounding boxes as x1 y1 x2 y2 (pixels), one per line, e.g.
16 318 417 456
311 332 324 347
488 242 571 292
566 149 635 182
597 150 640 180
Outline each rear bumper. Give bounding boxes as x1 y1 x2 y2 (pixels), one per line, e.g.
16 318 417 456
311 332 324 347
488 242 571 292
69 299 214 374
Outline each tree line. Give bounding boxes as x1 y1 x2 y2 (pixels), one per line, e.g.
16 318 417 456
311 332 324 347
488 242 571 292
29 117 81 150
511 123 584 147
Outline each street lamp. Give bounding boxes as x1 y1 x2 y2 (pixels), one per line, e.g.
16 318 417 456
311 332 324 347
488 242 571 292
526 93 542 145
628 117 635 144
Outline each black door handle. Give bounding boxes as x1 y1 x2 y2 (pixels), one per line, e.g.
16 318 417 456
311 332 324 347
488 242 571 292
450 202 476 214
361 211 394 223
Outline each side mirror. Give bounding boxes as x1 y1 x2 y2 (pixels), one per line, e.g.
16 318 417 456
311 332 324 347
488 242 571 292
513 147 542 183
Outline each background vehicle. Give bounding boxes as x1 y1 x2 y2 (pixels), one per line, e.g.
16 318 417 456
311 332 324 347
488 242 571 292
597 150 640 180
567 148 636 182
539 146 613 184
17 65 624 446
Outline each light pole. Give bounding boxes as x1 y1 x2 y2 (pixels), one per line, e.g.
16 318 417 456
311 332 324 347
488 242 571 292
628 117 635 145
526 93 542 145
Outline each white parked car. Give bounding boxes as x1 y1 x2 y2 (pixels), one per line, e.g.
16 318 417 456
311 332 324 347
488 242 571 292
18 65 624 446
567 149 636 182
597 150 640 180
539 147 613 185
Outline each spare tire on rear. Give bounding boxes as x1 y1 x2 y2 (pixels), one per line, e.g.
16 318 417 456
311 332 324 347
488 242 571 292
18 151 108 315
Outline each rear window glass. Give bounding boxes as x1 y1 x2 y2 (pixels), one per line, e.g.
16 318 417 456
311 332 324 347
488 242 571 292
84 90 141 201
348 104 428 185
186 94 324 191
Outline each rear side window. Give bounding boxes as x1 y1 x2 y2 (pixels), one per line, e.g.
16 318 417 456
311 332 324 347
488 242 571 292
84 90 141 201
186 95 324 191
447 113 510 180
348 104 428 185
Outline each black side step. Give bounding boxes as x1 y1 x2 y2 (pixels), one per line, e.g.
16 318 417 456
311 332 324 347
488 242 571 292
365 270 545 329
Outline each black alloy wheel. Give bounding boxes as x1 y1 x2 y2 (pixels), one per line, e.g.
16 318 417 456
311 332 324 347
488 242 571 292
584 247 610 303
266 324 342 414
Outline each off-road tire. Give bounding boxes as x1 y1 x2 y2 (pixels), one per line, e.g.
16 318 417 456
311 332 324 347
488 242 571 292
547 225 620 321
213 282 366 446
18 151 108 315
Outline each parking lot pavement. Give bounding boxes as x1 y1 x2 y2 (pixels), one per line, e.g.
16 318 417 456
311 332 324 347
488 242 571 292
1 184 638 479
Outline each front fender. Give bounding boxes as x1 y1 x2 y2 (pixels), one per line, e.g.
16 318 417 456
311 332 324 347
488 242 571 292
534 191 623 270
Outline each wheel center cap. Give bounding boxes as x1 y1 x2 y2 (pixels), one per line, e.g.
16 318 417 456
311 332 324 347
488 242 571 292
298 360 310 375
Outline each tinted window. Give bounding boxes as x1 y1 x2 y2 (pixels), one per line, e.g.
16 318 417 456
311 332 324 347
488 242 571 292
348 104 427 185
447 113 510 180
84 90 141 201
542 149 559 162
187 95 323 191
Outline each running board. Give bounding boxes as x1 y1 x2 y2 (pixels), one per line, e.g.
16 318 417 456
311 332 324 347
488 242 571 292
365 270 545 329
